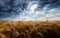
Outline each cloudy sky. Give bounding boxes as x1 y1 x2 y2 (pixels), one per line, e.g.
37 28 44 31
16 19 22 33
0 0 60 21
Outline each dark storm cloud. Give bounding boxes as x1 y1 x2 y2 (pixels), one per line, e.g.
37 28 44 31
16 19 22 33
0 0 27 18
0 0 60 20
38 0 60 9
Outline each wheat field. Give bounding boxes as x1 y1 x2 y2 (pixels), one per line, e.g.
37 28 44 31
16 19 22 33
0 21 60 38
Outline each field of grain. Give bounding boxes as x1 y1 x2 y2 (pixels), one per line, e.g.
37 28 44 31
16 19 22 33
0 21 60 38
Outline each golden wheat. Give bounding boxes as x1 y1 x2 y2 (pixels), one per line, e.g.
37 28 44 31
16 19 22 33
0 21 60 38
